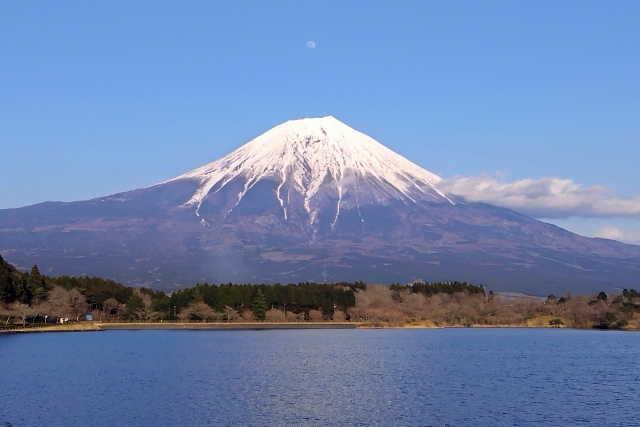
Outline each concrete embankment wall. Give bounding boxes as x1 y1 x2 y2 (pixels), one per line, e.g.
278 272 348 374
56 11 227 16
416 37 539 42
98 322 357 331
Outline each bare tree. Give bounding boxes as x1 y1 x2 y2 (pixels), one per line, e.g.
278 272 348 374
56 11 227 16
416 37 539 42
132 306 161 322
178 308 192 322
181 301 220 322
47 286 72 320
307 309 324 322
31 300 52 324
102 298 122 319
265 308 284 322
130 292 161 322
285 311 300 322
222 306 239 322
68 289 89 321
11 303 35 327
241 309 256 322
332 310 346 322
136 291 153 309
0 305 14 326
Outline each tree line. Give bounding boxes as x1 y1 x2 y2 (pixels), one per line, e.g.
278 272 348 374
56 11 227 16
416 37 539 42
3 255 640 329
354 284 640 329
0 255 364 323
390 281 485 296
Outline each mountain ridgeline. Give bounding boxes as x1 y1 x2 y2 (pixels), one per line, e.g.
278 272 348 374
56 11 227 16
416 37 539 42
1 117 639 295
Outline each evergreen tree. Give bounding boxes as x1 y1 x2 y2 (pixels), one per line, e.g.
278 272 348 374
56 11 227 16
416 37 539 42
124 293 144 319
14 273 29 304
26 265 48 303
0 255 18 303
252 289 267 321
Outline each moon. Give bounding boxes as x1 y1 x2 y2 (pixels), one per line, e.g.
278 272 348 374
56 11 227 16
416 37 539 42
306 40 316 49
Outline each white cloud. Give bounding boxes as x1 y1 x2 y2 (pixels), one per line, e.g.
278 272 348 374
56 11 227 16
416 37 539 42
439 173 640 218
594 226 640 244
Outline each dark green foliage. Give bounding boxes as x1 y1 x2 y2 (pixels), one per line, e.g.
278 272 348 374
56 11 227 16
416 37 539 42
2 258 363 319
389 283 405 291
26 265 49 303
252 290 267 320
51 275 134 308
595 310 628 330
618 297 640 315
0 255 20 303
321 298 335 316
124 294 144 319
590 291 609 305
0 257 52 304
408 280 485 297
167 281 358 318
549 318 564 326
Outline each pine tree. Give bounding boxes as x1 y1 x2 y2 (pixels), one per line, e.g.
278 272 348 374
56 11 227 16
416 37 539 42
124 293 144 319
26 265 48 303
0 255 17 303
252 289 267 321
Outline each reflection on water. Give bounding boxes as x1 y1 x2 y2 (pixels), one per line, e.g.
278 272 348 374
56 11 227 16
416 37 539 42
1 329 639 426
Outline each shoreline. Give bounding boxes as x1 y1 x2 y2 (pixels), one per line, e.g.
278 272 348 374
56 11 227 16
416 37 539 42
99 322 357 331
0 322 357 334
0 323 102 334
2 321 638 334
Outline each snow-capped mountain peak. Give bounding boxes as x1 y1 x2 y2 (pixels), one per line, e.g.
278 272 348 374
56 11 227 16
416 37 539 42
166 116 453 224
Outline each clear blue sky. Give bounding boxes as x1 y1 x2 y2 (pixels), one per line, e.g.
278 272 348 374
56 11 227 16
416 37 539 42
1 1 639 241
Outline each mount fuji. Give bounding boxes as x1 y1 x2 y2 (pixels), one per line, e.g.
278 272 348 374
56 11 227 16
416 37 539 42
167 116 452 228
1 117 639 295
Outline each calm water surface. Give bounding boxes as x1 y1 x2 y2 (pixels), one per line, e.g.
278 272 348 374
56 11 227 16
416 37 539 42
1 328 639 426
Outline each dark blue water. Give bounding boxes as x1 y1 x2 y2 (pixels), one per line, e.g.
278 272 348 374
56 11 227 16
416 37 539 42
1 329 638 426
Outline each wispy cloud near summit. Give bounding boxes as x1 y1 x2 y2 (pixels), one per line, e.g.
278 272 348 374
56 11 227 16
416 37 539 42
440 173 640 219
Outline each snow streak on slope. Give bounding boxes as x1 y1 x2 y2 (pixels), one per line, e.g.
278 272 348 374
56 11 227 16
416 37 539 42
165 116 453 224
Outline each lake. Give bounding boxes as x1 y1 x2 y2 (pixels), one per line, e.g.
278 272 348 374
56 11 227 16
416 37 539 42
1 328 638 426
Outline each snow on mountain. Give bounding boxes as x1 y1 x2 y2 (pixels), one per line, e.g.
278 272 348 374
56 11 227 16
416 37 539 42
4 116 640 293
165 116 454 225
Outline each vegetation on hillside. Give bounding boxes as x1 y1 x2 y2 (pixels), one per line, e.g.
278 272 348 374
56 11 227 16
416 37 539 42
0 255 365 323
2 255 640 329
352 285 640 329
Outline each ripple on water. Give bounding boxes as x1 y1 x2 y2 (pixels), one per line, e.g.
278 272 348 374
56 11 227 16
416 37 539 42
0 328 638 427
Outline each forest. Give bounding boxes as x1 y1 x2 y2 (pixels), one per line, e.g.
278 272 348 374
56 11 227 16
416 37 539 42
2 255 640 329
0 255 364 323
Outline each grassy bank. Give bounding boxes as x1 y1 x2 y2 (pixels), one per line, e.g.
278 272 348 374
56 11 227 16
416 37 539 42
0 322 100 334
3 317 640 335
